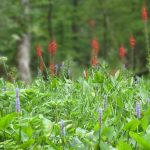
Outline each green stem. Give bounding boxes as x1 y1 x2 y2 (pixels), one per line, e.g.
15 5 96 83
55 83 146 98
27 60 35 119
2 61 8 77
144 21 150 55
40 56 49 78
18 113 21 142
131 47 135 72
99 126 101 150
135 123 139 149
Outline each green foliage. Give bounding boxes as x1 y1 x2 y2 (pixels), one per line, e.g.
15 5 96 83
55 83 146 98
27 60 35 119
0 0 150 74
0 68 150 149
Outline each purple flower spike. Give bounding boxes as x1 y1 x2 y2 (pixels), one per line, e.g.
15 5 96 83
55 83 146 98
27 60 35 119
16 88 20 112
103 96 107 111
60 120 65 136
55 64 59 75
98 108 103 126
136 102 140 119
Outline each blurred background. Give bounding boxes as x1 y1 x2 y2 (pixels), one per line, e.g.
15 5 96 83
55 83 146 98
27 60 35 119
0 0 149 82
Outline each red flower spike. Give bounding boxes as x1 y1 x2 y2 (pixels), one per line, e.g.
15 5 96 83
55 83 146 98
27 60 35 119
91 39 99 53
48 40 57 55
129 35 136 48
142 4 148 21
36 45 42 57
119 45 126 59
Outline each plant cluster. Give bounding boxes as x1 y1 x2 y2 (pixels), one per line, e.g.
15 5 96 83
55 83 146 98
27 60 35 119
0 67 150 149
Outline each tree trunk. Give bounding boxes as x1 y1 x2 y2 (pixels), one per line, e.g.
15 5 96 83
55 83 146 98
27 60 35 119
18 0 31 83
71 0 78 51
18 33 31 83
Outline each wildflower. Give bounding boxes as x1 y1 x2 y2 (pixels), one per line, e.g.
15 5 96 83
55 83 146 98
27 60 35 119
98 108 103 126
16 88 20 112
48 40 57 55
119 45 126 59
60 120 65 136
91 38 99 55
136 102 140 119
55 64 59 75
36 45 42 57
142 4 148 21
129 35 136 48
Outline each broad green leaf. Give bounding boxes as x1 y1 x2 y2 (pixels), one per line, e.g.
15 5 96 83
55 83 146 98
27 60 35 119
129 132 150 150
123 119 139 131
0 113 15 130
117 141 132 150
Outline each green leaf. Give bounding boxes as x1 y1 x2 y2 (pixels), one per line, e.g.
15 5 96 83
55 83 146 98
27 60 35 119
141 117 148 131
123 119 139 131
117 141 132 150
101 126 115 141
19 139 34 149
0 113 15 130
129 132 150 150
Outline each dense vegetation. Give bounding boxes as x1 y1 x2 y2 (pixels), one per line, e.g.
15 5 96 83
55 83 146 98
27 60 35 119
1 67 150 149
0 0 150 76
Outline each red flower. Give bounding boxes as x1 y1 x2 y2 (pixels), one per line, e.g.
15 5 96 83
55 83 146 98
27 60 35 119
142 4 148 21
91 39 99 54
36 45 42 57
48 40 57 55
129 35 136 48
119 45 126 59
91 56 98 66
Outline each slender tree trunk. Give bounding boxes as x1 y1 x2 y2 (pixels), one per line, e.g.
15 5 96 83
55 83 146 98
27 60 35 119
48 0 53 39
71 0 78 51
18 33 31 83
18 0 31 83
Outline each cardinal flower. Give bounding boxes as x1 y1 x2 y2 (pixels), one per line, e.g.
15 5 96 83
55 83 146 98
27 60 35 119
142 4 148 21
129 35 136 48
48 40 57 55
36 45 42 57
119 45 126 59
91 38 99 55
